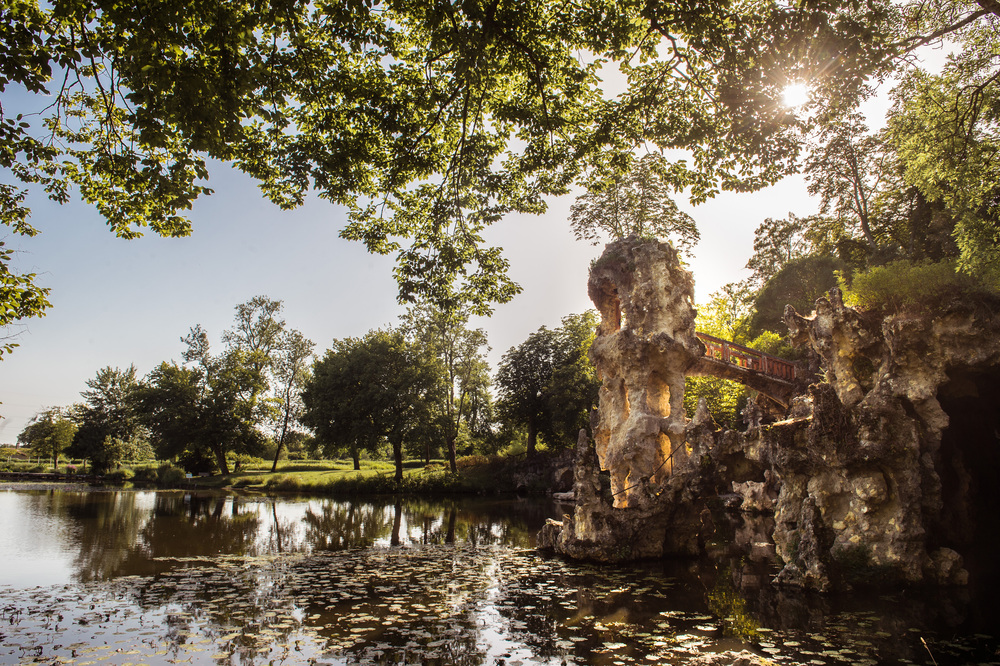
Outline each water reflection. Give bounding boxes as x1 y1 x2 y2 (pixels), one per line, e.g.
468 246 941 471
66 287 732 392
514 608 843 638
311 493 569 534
0 488 997 665
0 489 549 584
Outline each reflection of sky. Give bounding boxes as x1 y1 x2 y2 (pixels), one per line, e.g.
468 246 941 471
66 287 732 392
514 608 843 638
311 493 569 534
0 490 77 587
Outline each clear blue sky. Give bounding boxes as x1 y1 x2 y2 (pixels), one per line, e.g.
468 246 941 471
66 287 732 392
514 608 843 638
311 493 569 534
0 161 817 443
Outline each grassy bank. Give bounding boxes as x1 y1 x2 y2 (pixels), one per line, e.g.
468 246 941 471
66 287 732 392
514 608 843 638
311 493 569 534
193 456 536 496
2 454 554 497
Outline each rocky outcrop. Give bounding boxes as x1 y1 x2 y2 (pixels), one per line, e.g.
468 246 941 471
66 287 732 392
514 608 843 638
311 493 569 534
541 236 1000 591
538 238 711 560
587 237 704 507
764 288 1000 589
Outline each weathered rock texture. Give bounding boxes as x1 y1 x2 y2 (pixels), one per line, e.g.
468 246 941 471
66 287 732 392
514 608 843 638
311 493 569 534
541 236 1000 591
760 288 1000 589
538 238 711 560
587 237 704 507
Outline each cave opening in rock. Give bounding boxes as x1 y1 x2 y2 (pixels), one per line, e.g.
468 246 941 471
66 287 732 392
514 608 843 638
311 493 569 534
934 364 1000 582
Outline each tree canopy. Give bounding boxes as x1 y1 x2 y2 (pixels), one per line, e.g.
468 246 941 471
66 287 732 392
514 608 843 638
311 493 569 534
494 312 600 456
3 0 998 329
301 329 438 478
569 153 700 257
18 406 76 467
400 303 491 472
68 364 149 473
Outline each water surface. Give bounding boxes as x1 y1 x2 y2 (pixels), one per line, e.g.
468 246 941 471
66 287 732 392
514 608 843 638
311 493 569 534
0 487 996 665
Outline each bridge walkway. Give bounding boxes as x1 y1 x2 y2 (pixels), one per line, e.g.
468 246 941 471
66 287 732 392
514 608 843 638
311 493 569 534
691 332 798 407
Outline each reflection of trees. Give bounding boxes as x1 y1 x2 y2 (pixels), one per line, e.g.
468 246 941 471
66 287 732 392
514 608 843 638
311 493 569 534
71 492 268 580
301 499 394 550
65 491 151 582
398 498 550 548
266 500 302 553
8 489 997 666
131 493 263 560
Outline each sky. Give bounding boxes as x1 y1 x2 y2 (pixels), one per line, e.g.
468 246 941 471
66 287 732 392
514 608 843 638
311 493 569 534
0 159 819 443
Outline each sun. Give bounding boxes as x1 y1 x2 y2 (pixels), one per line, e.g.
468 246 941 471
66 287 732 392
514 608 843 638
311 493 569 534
781 82 810 108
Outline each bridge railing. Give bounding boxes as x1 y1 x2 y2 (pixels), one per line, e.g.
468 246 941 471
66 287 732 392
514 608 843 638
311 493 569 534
695 332 796 381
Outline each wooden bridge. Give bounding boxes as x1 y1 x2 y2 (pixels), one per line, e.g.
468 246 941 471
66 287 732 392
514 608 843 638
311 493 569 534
691 332 798 407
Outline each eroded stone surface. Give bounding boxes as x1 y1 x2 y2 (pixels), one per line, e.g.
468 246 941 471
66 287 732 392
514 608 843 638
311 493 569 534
541 237 1000 591
765 289 1000 589
587 237 703 507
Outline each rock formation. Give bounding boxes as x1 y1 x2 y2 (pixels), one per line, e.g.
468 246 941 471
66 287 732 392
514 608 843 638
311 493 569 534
586 237 704 507
539 238 711 560
761 288 1000 589
540 236 1000 592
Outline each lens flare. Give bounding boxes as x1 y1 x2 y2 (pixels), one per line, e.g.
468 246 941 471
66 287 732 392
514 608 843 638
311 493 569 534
781 83 810 108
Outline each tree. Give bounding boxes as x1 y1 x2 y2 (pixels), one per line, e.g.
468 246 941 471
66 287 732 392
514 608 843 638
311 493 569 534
496 328 558 458
804 114 891 251
883 63 1000 280
401 304 491 473
138 334 267 474
222 296 286 379
544 312 601 445
686 285 754 429
301 329 438 479
0 241 50 358
495 312 600 457
749 255 843 336
5 0 997 328
270 329 314 472
745 215 812 288
68 364 148 474
569 154 700 257
18 407 76 468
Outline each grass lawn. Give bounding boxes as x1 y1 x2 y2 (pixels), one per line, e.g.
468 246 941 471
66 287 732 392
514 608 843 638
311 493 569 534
185 457 529 496
3 453 553 496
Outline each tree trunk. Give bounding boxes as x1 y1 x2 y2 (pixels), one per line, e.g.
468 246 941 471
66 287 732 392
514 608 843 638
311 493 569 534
351 444 360 471
214 446 230 475
271 392 293 473
446 435 457 473
526 419 538 458
424 440 430 466
270 443 283 473
393 438 404 482
272 501 283 553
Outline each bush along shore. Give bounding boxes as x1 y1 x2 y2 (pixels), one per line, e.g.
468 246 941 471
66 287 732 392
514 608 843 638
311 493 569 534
0 452 573 497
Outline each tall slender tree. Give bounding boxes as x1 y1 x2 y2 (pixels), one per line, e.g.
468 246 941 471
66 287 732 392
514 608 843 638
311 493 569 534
270 330 314 471
401 304 491 473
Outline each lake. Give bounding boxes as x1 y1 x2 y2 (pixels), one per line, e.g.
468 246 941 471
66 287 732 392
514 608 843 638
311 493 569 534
0 486 997 665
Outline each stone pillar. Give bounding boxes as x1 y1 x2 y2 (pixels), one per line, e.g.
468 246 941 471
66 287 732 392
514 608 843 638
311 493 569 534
587 237 703 508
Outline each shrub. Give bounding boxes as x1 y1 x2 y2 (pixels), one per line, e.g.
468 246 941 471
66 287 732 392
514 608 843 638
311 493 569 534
105 468 135 484
750 255 842 335
130 465 159 485
265 474 304 492
157 463 188 486
840 259 1000 313
227 453 267 471
456 454 493 470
